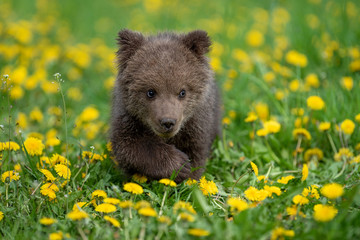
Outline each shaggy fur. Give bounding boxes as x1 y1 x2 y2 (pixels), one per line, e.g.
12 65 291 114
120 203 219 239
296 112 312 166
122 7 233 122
110 29 221 183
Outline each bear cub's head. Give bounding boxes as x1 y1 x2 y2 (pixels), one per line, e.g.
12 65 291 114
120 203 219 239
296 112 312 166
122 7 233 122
116 29 213 138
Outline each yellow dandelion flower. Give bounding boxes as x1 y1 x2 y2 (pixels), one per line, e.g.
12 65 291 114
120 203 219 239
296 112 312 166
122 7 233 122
318 122 331 131
54 164 71 179
0 141 20 151
340 119 355 135
178 212 195 222
320 183 344 199
313 204 338 222
250 161 259 176
104 216 120 227
1 170 20 182
138 207 157 217
293 128 311 140
158 216 171 225
257 175 267 182
49 231 63 240
271 227 295 240
132 173 147 183
66 210 89 220
285 50 308 67
82 151 103 163
334 148 353 162
277 175 295 184
341 76 353 91
307 96 325 110
95 203 117 213
50 153 71 166
286 205 306 218
0 211 3 221
292 194 309 205
39 169 56 181
289 79 300 92
301 164 308 181
73 202 89 211
103 198 121 205
244 186 268 202
29 107 43 122
23 137 45 156
41 182 59 192
79 106 99 122
304 148 323 162
134 200 151 210
123 182 144 195
355 114 360 123
254 102 269 121
222 117 231 125
256 128 269 137
185 178 197 186
159 178 177 187
40 188 56 200
263 120 281 134
92 189 107 199
227 197 249 212
263 185 282 197
245 29 264 47
173 201 197 214
199 176 218 195
188 228 210 237
305 73 320 88
244 111 258 123
40 217 57 225
119 200 133 209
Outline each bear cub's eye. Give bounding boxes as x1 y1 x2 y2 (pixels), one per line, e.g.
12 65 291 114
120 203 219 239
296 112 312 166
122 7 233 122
147 89 156 98
179 89 186 98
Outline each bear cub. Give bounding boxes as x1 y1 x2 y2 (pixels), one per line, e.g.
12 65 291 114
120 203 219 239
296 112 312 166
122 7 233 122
110 29 221 183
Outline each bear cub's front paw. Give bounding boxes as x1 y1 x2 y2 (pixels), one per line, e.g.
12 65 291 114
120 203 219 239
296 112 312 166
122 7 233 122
172 149 191 183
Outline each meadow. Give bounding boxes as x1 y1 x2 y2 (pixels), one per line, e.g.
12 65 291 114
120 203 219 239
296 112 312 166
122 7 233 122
1 0 360 239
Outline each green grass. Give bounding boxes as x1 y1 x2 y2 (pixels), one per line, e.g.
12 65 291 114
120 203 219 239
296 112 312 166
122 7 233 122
1 0 360 239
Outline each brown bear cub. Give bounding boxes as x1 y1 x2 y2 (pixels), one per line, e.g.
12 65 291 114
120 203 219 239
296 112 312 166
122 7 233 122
110 29 221 183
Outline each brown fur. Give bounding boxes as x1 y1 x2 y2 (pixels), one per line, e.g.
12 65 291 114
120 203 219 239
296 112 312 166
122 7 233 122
110 29 221 183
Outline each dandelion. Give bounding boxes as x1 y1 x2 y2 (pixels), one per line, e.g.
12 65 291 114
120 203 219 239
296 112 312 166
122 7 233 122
305 73 320 88
318 122 331 131
244 186 268 202
72 202 89 211
49 231 63 240
292 194 309 205
95 203 117 213
304 148 323 162
340 119 355 135
173 201 196 214
39 169 56 181
134 200 151 210
40 188 56 200
301 164 308 181
158 216 171 225
0 211 4 221
293 128 311 140
54 164 71 179
285 50 308 67
313 204 338 222
178 212 195 222
41 182 59 192
132 174 147 183
263 185 282 197
355 113 360 123
320 183 344 199
277 175 295 184
23 137 45 156
123 182 144 195
185 178 197 186
286 205 306 218
199 176 218 195
119 200 133 209
103 198 121 205
289 79 300 92
271 227 295 240
306 96 325 110
1 170 20 182
0 141 20 151
66 210 89 220
159 178 177 187
334 148 353 161
250 161 259 176
244 111 258 123
104 216 120 227
138 207 157 217
263 120 281 134
227 197 249 212
40 217 57 225
92 189 107 199
245 29 264 47
188 228 210 237
341 76 353 91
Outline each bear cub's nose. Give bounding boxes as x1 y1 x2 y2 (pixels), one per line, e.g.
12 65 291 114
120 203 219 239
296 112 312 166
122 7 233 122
160 118 176 131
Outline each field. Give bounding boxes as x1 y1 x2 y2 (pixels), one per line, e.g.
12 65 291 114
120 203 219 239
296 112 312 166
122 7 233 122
1 0 360 239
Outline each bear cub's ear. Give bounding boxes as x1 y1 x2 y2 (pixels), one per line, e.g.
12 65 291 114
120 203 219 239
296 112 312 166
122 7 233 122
182 30 211 56
117 29 145 63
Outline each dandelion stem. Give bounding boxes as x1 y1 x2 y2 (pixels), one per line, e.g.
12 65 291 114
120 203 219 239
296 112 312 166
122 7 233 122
333 159 347 180
327 132 337 154
293 137 302 167
139 222 146 240
124 215 130 240
77 225 88 240
231 171 249 196
159 187 168 216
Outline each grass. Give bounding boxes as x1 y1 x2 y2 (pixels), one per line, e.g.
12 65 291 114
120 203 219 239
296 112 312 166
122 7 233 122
1 0 360 239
